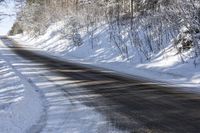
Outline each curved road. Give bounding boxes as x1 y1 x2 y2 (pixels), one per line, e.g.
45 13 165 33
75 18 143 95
1 37 200 133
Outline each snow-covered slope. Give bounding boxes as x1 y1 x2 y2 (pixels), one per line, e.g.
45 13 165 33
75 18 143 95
12 21 200 91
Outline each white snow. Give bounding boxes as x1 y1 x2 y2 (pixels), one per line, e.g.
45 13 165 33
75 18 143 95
0 40 43 133
11 20 200 92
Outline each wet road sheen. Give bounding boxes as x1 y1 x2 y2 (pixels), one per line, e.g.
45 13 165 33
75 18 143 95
1 37 200 133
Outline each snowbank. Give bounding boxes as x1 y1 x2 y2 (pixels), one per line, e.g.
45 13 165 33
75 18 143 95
11 21 200 92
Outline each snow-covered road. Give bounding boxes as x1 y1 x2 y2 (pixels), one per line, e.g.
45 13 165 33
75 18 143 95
0 37 200 133
0 37 127 133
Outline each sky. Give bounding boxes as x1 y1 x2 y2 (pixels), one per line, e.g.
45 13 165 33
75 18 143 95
0 1 16 35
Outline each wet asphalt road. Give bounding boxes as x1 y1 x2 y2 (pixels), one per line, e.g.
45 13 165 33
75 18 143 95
1 37 200 133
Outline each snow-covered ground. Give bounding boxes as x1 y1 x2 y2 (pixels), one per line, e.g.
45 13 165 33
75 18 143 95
0 39 43 133
11 21 200 91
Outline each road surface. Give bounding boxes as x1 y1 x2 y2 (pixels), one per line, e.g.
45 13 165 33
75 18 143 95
0 37 200 133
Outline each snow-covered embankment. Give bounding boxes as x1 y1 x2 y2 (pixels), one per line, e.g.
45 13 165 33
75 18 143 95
12 21 200 91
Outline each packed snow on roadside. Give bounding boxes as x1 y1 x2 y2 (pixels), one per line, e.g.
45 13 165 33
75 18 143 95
0 40 43 133
11 21 200 90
